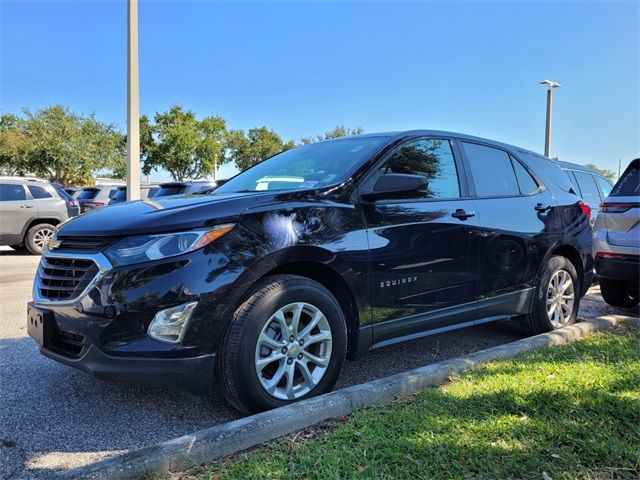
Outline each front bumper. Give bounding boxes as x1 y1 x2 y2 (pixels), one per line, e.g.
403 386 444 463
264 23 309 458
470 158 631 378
28 236 253 393
28 301 216 393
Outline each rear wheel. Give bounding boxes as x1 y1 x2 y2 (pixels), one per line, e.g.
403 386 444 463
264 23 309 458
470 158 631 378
600 278 639 308
522 255 580 335
217 274 347 414
25 223 55 255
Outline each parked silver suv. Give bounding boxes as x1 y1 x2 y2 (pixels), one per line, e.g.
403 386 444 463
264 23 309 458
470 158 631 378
593 159 639 307
0 177 78 254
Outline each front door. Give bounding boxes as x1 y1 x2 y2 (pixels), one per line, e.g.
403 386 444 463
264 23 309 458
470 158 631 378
360 137 481 347
0 183 34 244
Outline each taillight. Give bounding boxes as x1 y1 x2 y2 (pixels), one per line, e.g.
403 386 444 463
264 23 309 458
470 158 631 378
69 199 79 207
596 252 624 260
86 201 105 207
578 201 591 220
599 202 636 213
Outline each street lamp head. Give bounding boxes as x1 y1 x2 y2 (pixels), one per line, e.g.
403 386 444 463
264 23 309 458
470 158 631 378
540 79 561 89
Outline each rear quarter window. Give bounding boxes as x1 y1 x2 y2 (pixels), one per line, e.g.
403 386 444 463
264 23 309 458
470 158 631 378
78 189 99 200
610 164 639 197
28 185 54 199
519 152 575 194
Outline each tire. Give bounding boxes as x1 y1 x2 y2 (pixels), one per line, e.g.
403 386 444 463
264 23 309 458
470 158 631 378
216 274 347 415
25 223 56 255
600 278 639 308
10 244 27 251
522 255 580 335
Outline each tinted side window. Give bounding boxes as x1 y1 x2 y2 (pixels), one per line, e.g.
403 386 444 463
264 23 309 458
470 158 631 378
594 176 613 199
0 184 27 201
511 157 539 194
28 185 54 199
519 152 575 193
376 138 460 199
573 171 601 203
78 189 98 200
610 164 639 197
463 142 519 196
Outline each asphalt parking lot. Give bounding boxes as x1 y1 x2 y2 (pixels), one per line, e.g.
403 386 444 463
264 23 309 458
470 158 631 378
0 247 633 479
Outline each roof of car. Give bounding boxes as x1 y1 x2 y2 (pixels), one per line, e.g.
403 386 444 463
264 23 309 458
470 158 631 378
556 160 602 175
328 130 545 158
158 180 217 187
0 176 50 184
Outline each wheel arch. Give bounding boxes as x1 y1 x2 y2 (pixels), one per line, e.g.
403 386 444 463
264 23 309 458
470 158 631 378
218 245 365 360
266 261 361 359
548 243 586 295
22 218 61 239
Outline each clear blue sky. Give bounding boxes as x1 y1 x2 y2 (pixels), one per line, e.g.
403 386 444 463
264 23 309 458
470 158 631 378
1 0 638 181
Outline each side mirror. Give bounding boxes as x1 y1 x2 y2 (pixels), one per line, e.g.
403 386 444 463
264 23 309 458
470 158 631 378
360 174 428 201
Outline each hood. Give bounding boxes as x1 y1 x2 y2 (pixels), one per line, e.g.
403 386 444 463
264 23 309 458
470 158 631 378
57 192 278 237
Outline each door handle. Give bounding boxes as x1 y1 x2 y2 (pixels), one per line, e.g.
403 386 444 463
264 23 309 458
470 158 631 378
534 203 551 213
451 209 476 220
20 205 34 209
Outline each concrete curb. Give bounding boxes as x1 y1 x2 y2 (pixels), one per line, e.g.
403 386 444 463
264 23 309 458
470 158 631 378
63 314 637 479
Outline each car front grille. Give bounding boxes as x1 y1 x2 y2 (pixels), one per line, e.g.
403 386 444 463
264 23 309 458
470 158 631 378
37 256 99 301
54 236 116 252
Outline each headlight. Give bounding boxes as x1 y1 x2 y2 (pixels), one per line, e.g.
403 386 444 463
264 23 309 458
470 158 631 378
104 223 235 267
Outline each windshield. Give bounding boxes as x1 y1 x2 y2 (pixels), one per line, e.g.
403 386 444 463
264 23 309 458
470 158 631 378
78 189 98 200
112 189 127 201
154 186 185 197
215 136 388 194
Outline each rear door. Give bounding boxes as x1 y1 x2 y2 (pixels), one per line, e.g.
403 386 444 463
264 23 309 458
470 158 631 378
0 183 34 243
27 184 67 222
458 141 559 316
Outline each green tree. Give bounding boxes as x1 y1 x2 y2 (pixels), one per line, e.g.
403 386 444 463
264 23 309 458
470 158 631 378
300 124 365 144
0 113 29 175
584 163 616 182
226 127 295 171
0 106 125 185
142 105 227 180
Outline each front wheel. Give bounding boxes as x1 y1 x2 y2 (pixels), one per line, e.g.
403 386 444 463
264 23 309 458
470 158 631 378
217 274 347 415
600 278 640 308
25 223 55 255
522 255 580 335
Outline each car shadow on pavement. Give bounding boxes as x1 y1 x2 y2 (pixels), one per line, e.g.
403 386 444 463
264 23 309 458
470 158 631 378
0 321 526 479
0 336 240 479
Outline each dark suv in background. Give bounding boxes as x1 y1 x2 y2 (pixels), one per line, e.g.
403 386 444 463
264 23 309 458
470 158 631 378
28 131 593 414
0 177 79 254
153 180 223 198
76 185 121 212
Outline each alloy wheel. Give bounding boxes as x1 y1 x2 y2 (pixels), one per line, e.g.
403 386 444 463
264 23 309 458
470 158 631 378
33 227 54 250
254 302 333 400
546 269 575 328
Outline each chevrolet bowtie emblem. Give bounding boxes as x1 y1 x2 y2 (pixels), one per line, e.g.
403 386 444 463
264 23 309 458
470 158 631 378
48 239 62 250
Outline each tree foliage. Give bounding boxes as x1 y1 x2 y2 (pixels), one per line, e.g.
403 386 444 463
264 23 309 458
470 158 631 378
0 106 125 185
299 124 365 145
226 127 295 171
0 103 367 183
141 105 227 180
584 163 617 182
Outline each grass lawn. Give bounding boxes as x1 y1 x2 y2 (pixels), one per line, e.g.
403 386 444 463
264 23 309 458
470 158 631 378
194 328 640 480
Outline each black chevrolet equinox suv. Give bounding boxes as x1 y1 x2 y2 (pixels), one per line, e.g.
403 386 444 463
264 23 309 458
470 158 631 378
28 131 593 414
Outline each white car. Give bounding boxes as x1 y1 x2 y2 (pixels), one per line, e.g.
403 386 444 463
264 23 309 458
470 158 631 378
592 158 639 307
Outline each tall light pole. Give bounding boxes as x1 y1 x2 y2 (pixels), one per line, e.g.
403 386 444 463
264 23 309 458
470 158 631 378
126 0 141 200
539 79 561 158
